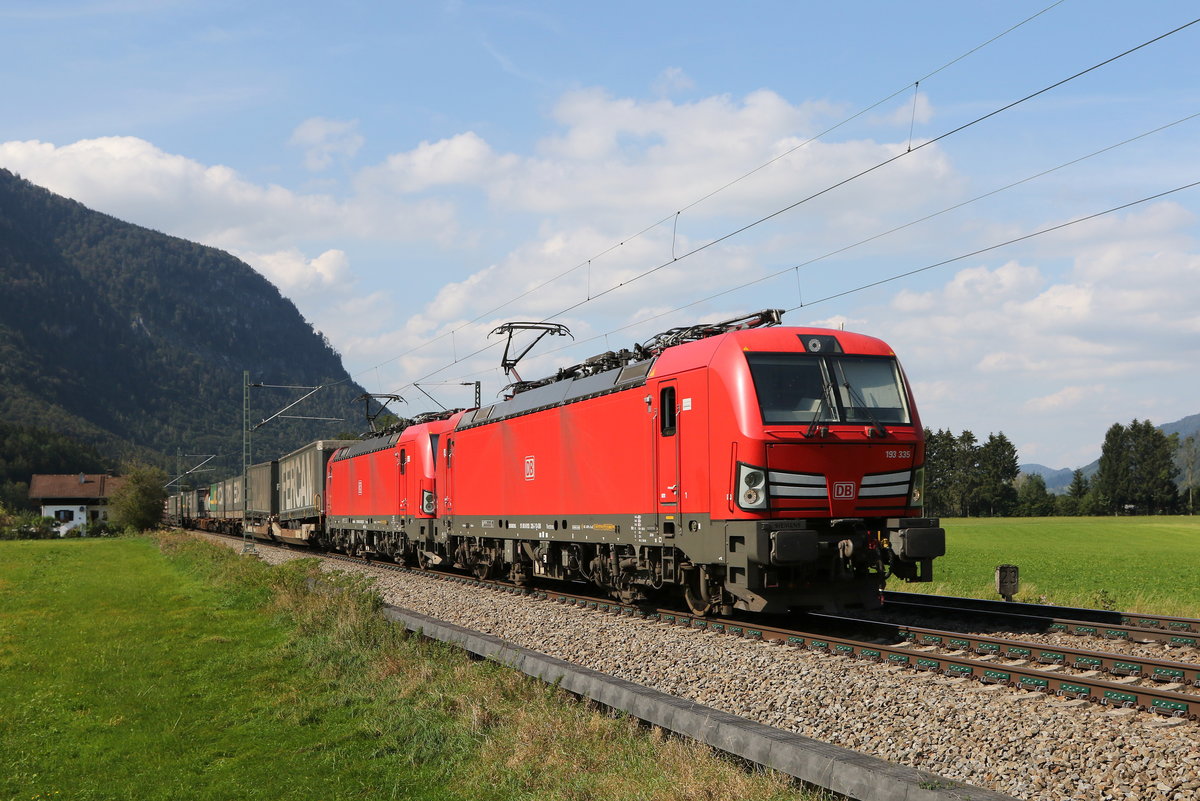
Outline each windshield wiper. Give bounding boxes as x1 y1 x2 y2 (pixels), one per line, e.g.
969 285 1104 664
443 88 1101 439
806 378 837 438
839 378 888 437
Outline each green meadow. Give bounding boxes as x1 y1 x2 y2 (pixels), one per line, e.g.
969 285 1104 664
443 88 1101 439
902 516 1200 616
1 535 812 801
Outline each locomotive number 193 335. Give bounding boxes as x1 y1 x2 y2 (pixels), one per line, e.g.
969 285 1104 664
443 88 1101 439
886 450 913 460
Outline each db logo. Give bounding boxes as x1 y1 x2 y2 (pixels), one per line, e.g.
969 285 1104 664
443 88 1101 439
833 482 856 500
524 456 536 481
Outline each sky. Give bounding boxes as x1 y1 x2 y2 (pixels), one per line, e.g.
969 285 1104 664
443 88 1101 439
2 0 1198 469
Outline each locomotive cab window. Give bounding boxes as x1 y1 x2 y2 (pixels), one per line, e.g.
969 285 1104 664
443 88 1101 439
831 357 909 424
746 353 910 426
660 386 677 436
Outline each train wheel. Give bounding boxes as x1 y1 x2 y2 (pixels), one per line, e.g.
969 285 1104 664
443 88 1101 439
685 580 711 617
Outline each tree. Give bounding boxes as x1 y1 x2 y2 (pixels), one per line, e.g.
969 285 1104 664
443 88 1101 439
1127 419 1178 514
950 431 980 517
922 428 956 517
1094 422 1132 514
1016 473 1055 517
1079 487 1107 516
1055 493 1079 516
977 433 1019 516
1093 419 1179 514
1067 468 1090 499
109 464 168 531
1178 434 1200 514
1057 469 1090 516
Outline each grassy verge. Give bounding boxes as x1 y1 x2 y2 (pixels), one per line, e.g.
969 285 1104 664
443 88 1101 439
902 516 1200 616
1 535 815 801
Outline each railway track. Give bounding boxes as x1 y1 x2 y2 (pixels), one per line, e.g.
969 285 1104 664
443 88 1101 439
883 590 1200 646
307 550 1200 720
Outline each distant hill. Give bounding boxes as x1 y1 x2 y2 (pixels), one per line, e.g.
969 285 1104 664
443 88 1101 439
1018 464 1079 494
1161 413 1200 441
0 168 373 476
1020 413 1198 493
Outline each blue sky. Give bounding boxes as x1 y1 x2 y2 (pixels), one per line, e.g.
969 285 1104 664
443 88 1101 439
3 1 1198 468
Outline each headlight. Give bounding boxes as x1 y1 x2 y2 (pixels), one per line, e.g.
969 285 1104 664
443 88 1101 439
736 463 769 511
910 466 925 509
422 490 437 515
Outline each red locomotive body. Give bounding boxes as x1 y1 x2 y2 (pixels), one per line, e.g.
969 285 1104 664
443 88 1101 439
425 315 943 613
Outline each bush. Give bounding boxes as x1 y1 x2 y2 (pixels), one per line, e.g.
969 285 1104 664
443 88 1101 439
0 505 58 540
109 464 168 532
59 520 116 538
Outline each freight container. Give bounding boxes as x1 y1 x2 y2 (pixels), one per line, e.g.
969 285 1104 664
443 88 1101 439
279 439 357 522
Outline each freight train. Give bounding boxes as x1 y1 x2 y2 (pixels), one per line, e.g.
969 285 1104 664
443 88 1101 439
167 310 944 613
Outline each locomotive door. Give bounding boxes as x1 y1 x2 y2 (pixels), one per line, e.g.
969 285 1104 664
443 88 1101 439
398 446 410 523
655 380 681 532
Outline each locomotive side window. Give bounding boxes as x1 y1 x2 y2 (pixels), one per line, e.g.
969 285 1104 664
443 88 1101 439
746 353 910 426
660 386 677 436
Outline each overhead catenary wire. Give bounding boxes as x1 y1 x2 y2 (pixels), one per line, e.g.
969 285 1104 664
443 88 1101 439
442 110 1200 381
539 15 1200 325
785 179 1200 312
345 0 1071 386
439 177 1200 388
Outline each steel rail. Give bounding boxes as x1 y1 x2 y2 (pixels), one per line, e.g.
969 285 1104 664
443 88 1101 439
884 591 1200 636
807 612 1200 693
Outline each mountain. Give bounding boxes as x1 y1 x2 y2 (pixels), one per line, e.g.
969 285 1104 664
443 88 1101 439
1161 413 1200 441
1017 464 1079 493
0 168 373 476
1020 412 1198 494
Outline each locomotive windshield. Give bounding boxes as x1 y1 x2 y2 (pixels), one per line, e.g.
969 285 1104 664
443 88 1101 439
746 353 911 426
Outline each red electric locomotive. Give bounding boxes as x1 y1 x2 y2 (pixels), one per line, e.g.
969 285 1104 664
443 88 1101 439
391 309 943 614
172 309 943 614
324 412 460 559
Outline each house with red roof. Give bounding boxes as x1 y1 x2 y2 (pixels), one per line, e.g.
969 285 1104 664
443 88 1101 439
28 473 127 534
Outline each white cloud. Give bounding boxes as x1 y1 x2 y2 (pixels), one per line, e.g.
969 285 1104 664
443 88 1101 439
652 67 694 97
243 248 349 292
0 135 459 253
356 131 514 193
1023 385 1104 413
289 117 364 171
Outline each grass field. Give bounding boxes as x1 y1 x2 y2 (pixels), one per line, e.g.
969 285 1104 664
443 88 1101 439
0 535 813 801
901 516 1200 616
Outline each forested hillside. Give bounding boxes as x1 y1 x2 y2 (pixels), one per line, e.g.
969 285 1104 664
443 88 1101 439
0 169 371 476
